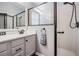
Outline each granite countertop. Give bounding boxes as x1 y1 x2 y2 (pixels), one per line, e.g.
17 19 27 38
0 31 36 43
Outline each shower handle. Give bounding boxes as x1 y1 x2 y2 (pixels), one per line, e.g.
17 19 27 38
57 31 64 34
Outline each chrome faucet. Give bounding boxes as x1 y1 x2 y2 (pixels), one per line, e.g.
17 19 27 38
18 29 25 34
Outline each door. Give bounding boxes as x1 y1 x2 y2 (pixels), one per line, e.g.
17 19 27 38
25 35 36 56
57 2 76 56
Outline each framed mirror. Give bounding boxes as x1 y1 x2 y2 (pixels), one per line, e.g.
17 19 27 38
28 2 54 26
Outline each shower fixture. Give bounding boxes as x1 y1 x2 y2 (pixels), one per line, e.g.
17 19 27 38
64 2 74 5
64 2 79 29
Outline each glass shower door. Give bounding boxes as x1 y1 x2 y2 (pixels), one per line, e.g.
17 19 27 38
57 2 76 56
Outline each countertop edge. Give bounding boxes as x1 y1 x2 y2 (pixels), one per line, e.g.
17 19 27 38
0 33 36 44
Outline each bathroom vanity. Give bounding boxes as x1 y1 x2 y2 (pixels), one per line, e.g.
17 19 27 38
0 32 36 56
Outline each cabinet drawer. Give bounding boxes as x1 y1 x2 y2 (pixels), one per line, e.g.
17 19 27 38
11 38 24 47
0 51 7 56
0 43 7 53
12 44 24 55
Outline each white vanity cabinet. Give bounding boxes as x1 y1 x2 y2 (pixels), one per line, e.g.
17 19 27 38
0 34 36 56
25 35 36 56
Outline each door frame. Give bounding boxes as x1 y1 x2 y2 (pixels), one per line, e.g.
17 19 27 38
54 2 57 56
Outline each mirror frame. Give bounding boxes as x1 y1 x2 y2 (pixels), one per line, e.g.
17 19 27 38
28 2 54 26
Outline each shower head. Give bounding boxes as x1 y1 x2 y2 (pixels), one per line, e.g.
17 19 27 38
64 2 74 5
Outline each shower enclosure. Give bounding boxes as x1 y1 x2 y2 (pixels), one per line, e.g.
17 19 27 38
57 2 79 56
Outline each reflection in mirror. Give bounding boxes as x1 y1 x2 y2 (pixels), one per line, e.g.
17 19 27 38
28 2 54 26
16 11 25 27
0 13 7 29
29 10 40 25
0 13 14 29
0 2 25 29
7 16 14 29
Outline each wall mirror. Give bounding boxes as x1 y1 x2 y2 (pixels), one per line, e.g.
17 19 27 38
0 2 25 29
28 2 54 26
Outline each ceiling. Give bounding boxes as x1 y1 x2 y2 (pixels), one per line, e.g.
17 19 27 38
0 2 44 10
15 2 44 9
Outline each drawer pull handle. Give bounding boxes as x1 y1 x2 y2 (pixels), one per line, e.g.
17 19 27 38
16 48 22 51
0 50 6 53
26 40 28 42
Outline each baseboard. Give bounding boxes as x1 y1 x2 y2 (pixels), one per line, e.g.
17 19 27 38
35 52 45 56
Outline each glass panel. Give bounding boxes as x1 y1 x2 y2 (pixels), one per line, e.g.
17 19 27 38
57 2 77 56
